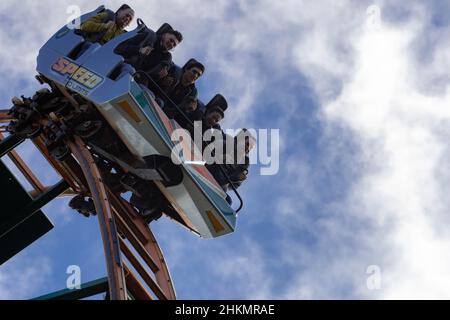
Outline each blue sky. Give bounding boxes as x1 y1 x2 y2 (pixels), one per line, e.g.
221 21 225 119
2 0 450 300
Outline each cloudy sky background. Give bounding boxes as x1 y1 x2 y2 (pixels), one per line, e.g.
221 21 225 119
1 0 450 299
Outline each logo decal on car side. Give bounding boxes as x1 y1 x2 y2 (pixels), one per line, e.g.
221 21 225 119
52 57 103 89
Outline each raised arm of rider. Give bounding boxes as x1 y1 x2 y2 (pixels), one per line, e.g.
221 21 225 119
114 31 156 59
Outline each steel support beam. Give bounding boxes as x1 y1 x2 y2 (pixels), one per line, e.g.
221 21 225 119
0 134 24 158
0 179 69 238
0 160 60 265
32 277 109 300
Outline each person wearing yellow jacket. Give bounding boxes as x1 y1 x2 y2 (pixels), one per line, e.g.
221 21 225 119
79 4 135 45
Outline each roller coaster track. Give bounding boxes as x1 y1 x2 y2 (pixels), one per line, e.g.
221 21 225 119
0 107 176 300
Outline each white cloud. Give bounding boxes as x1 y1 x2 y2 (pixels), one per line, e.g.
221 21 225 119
0 254 52 299
278 1 450 299
211 237 272 299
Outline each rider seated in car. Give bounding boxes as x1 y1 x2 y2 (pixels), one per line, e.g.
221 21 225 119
114 23 182 84
200 106 224 139
164 97 203 130
159 59 205 109
200 94 228 134
79 4 135 45
203 94 228 130
159 59 204 121
206 129 255 204
226 128 255 189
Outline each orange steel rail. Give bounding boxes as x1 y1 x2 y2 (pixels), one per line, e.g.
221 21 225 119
66 137 128 300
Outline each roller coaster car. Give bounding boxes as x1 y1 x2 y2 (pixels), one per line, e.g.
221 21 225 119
35 6 241 239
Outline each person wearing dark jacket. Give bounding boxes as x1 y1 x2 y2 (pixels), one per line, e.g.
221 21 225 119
199 106 225 169
225 128 256 189
114 25 183 84
164 97 203 129
163 59 205 107
206 129 255 205
201 106 224 137
79 4 135 45
202 94 228 132
161 59 205 130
